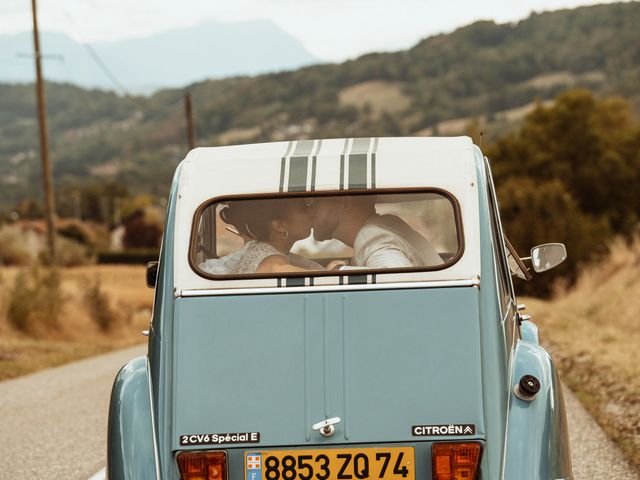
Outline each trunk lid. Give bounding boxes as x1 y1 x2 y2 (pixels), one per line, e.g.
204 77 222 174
172 287 485 449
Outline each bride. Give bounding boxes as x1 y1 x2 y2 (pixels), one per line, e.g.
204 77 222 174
201 198 324 275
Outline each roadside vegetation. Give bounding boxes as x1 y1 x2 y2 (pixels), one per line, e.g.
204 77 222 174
0 192 161 380
0 265 153 381
525 236 640 470
489 89 640 296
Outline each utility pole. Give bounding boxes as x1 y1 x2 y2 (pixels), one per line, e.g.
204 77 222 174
184 92 196 150
31 0 57 261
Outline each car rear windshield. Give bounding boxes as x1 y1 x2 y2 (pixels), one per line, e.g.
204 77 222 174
190 190 463 279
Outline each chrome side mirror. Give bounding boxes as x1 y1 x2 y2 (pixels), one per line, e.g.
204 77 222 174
531 243 567 273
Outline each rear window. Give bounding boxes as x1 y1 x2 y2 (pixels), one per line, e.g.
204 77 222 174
190 190 463 279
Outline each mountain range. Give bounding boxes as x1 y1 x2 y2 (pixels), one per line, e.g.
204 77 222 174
0 20 320 93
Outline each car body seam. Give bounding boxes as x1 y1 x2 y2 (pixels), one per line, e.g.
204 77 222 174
147 357 161 480
175 279 480 297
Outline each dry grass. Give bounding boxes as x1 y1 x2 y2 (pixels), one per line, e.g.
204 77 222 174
89 161 121 177
523 236 640 469
215 126 261 146
339 81 411 117
413 100 555 137
522 70 605 89
497 100 555 123
0 265 153 380
0 338 114 379
0 225 41 265
522 71 577 89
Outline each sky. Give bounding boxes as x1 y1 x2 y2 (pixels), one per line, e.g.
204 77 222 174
0 0 629 61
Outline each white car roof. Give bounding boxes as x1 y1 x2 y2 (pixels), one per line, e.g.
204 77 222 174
173 136 482 293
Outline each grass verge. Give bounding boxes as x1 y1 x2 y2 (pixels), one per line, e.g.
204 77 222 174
523 236 640 471
0 265 153 381
0 338 130 380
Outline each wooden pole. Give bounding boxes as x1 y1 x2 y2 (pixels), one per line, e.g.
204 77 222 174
31 0 57 261
184 92 196 150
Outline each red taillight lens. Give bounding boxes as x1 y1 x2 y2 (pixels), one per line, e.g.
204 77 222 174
177 450 227 480
432 442 482 480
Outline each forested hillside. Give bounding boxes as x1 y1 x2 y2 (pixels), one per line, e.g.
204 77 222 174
1 2 639 254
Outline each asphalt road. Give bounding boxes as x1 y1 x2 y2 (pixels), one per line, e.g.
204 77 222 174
0 344 147 480
0 345 637 480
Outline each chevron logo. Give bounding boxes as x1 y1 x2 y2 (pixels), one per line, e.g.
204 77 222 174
412 424 476 436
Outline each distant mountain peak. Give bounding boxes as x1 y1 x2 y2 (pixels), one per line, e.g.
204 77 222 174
0 20 321 94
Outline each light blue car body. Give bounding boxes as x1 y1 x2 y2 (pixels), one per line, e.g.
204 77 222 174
107 140 572 480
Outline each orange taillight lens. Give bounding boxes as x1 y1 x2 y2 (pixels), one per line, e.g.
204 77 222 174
432 442 482 480
177 451 227 480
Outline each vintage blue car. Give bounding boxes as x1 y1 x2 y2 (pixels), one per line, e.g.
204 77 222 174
108 136 571 480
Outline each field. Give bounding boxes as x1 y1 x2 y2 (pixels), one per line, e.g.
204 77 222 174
338 80 411 117
525 237 640 469
0 265 153 380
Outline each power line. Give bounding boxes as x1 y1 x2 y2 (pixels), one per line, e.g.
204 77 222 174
59 4 146 109
80 41 131 95
58 3 198 116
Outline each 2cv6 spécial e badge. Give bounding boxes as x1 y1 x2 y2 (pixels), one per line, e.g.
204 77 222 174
108 137 572 480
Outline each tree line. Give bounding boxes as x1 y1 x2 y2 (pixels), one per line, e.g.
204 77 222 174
487 90 640 295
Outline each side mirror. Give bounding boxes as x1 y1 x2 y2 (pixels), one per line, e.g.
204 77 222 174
531 243 567 273
146 261 159 288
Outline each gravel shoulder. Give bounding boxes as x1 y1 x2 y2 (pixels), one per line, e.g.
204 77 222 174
564 384 639 479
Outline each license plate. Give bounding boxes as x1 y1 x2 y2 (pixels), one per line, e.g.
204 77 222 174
244 447 414 480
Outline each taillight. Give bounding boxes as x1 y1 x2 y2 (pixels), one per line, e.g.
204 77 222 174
432 442 482 480
177 450 227 480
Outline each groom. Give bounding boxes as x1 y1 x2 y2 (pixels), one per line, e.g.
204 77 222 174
308 195 442 269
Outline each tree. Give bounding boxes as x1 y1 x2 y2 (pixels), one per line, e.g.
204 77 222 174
489 90 639 235
487 90 639 295
496 177 611 296
122 208 162 249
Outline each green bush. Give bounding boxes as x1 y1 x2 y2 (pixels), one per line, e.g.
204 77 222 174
0 226 93 267
46 236 94 267
97 249 159 264
0 226 39 266
497 177 611 296
57 222 94 247
487 89 640 296
83 277 117 331
123 208 163 249
7 266 63 333
489 90 640 237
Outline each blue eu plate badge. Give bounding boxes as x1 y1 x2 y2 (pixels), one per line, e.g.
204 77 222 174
246 453 262 480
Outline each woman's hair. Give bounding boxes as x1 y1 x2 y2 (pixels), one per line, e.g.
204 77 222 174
220 199 292 241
